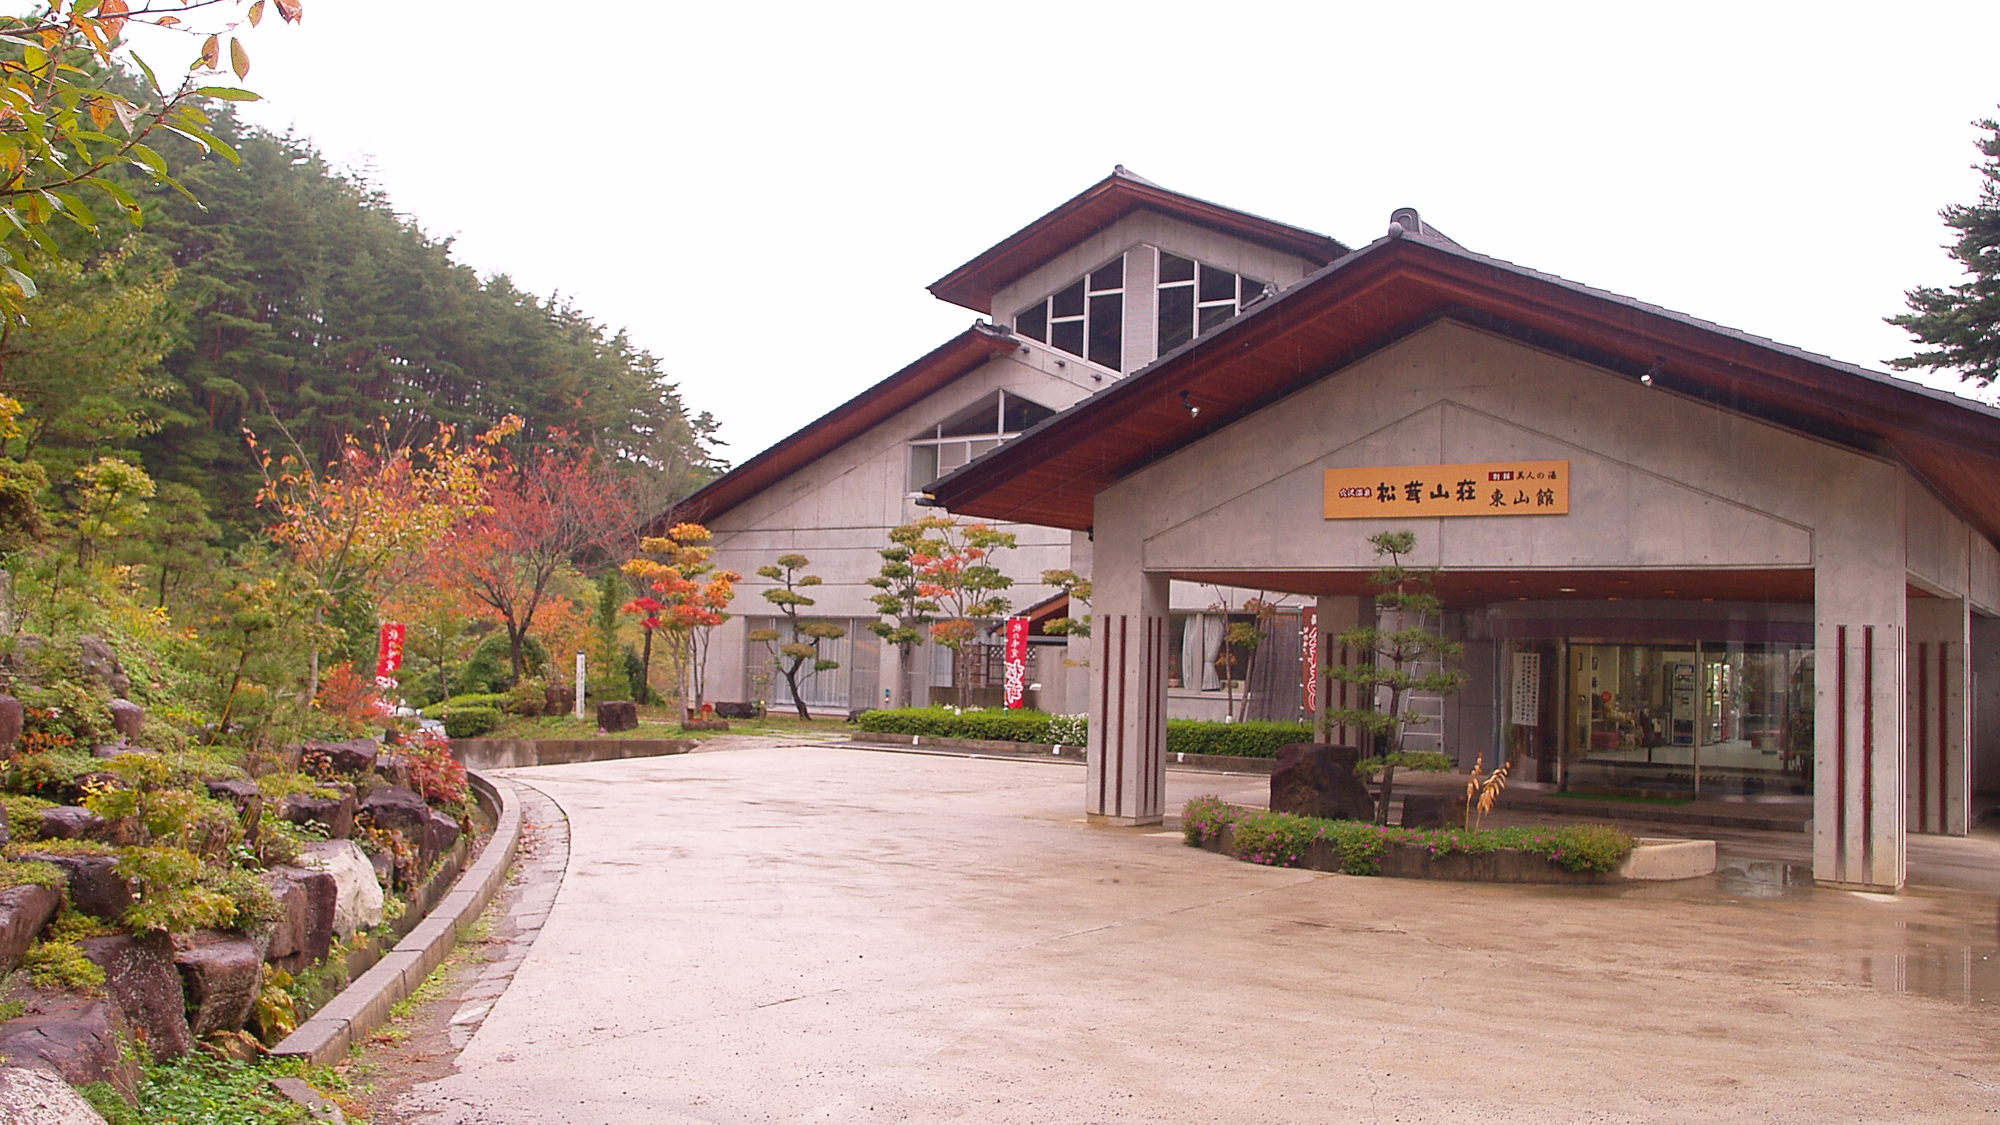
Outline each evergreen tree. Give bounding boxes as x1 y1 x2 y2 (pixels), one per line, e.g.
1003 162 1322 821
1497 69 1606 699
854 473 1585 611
1891 115 2000 385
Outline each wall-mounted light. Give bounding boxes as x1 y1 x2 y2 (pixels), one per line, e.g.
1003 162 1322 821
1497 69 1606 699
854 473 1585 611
1180 390 1200 418
1641 357 1663 386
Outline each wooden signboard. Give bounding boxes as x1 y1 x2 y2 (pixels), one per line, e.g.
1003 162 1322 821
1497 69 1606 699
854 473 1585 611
1323 460 1570 519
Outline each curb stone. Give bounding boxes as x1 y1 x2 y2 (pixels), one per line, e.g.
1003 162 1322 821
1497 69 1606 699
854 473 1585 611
270 770 522 1066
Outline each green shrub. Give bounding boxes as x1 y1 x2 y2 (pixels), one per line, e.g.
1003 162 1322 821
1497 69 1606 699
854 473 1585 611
1163 720 1315 758
420 693 509 720
1177 798 1637 876
439 705 502 738
1 750 98 801
854 706 1059 743
23 910 114 992
115 847 237 933
2 793 55 840
504 679 548 717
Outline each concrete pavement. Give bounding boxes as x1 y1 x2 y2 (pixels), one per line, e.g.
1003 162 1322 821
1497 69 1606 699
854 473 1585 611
402 737 2000 1124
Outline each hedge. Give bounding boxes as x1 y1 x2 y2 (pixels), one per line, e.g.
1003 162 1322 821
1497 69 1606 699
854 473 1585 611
439 705 503 738
1164 720 1314 758
854 707 1070 743
853 708 1313 757
421 693 511 720
1183 797 1638 874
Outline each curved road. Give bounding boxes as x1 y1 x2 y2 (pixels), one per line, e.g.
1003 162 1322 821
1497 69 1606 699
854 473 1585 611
404 737 1999 1124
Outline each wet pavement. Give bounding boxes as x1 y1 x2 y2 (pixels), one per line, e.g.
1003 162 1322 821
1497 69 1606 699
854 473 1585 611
400 738 2000 1124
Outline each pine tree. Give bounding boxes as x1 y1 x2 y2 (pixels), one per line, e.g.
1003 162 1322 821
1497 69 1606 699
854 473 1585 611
1890 115 2000 385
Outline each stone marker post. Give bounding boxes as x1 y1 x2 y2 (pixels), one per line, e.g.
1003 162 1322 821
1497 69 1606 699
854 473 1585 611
574 651 587 721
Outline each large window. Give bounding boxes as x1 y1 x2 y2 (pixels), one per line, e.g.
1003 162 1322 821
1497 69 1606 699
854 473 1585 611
908 390 1057 490
1015 256 1124 371
1157 251 1265 355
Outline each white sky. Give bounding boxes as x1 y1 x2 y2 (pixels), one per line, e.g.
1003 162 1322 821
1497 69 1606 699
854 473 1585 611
131 1 2000 464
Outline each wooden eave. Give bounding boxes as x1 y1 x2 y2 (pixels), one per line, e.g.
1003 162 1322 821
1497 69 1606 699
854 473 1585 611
928 232 2000 550
926 170 1348 314
660 323 1018 528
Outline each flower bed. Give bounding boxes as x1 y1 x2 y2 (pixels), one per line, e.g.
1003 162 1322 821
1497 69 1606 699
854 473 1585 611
1182 796 1638 880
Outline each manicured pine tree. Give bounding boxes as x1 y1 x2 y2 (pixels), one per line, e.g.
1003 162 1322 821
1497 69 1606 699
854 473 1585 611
747 554 846 720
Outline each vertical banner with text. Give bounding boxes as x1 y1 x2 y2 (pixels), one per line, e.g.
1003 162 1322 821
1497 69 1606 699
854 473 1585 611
1003 616 1030 709
374 623 407 691
1300 605 1319 716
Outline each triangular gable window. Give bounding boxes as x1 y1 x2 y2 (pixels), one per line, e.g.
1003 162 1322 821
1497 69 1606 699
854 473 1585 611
909 391 1056 490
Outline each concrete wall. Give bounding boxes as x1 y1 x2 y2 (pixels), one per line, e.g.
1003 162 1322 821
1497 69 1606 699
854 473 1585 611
1084 319 1978 889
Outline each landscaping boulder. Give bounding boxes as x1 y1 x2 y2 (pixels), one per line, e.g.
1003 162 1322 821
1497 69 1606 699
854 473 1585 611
1269 743 1376 822
544 683 575 716
374 750 412 790
35 808 106 842
420 808 462 871
0 996 138 1104
358 785 429 834
75 636 129 699
88 744 154 761
0 884 60 973
106 700 143 741
0 811 9 845
368 848 394 888
1400 793 1452 829
203 779 263 842
22 854 132 922
0 692 22 755
80 932 193 1061
303 737 379 775
596 700 638 732
172 931 263 1038
300 840 384 938
281 790 355 840
713 701 760 720
260 866 336 971
0 1064 111 1125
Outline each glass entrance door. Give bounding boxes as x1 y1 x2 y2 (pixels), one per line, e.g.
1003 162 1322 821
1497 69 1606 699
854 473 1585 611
1506 639 1813 797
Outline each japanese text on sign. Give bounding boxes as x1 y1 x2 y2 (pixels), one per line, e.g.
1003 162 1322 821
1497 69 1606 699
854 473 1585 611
1003 617 1030 709
1323 460 1570 519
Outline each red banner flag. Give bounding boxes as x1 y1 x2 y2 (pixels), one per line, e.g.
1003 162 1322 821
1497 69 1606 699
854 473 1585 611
375 622 407 690
1003 616 1030 709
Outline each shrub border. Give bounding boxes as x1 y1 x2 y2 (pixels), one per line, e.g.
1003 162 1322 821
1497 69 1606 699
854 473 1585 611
270 769 522 1064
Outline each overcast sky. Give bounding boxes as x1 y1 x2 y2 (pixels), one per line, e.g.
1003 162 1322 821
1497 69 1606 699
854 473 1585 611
147 1 2000 463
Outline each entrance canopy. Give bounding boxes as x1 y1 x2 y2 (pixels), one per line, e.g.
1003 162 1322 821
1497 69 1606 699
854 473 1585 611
927 224 2000 547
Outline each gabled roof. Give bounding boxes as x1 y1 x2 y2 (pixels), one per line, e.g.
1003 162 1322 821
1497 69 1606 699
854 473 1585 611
927 167 1350 314
926 225 2000 549
662 322 1018 528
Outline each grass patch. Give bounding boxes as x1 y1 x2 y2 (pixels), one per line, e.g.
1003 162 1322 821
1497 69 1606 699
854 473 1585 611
88 1054 343 1125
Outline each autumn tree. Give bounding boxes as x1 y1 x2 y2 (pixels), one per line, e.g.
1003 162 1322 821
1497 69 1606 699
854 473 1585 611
0 0 301 318
462 440 638 686
1324 531 1464 825
876 516 1015 708
747 554 844 720
622 523 736 714
866 536 939 709
251 417 513 697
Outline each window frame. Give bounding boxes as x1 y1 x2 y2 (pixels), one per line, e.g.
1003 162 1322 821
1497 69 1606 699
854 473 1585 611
907 390 1056 492
1012 253 1127 373
1156 249 1265 356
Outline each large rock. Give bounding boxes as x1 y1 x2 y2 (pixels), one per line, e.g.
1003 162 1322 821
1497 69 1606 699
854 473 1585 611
260 866 336 971
300 840 383 938
105 700 143 742
420 808 462 871
0 693 22 755
172 931 263 1038
596 700 638 732
75 636 129 699
357 785 430 834
281 790 355 840
374 751 412 790
545 683 576 716
302 737 379 776
0 996 138 1103
79 933 192 1061
1400 792 1452 829
21 855 131 923
34 808 106 843
204 779 262 843
0 884 60 973
0 1065 111 1124
1269 743 1376 822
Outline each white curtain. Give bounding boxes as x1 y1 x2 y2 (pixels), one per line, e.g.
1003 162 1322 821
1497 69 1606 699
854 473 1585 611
1179 614 1224 691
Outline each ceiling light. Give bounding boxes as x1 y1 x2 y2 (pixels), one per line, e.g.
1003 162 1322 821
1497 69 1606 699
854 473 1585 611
1558 587 1577 593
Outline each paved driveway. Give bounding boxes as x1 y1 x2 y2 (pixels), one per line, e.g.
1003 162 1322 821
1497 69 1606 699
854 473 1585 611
405 738 2000 1124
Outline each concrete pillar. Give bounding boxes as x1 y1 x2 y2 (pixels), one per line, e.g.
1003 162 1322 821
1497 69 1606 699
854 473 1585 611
1317 595 1376 751
1814 564 1907 891
1065 529 1095 719
1907 596 1971 835
1973 615 2000 800
1086 563 1169 826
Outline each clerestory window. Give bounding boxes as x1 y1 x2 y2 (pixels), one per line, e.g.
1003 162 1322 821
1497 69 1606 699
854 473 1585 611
1157 251 1266 355
1014 256 1125 371
908 390 1057 490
